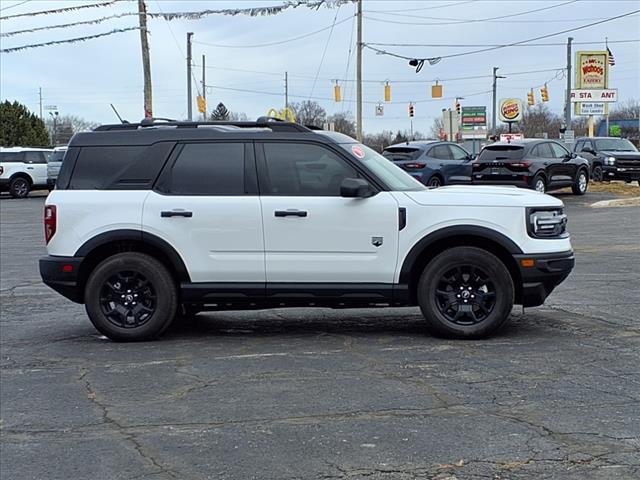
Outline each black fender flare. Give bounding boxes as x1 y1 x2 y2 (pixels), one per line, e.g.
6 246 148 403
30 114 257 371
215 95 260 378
74 229 190 282
398 225 523 285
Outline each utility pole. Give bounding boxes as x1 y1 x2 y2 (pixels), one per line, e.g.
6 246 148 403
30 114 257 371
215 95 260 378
356 0 363 142
138 0 153 118
284 71 289 113
565 37 573 132
491 67 505 135
187 32 193 121
201 54 206 121
38 87 42 119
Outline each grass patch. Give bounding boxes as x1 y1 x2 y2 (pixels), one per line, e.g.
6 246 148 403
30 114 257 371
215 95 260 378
588 181 639 196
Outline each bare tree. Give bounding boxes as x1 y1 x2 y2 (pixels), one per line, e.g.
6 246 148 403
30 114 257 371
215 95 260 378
429 117 445 139
519 104 562 138
608 99 640 120
290 100 326 127
327 111 356 138
363 130 394 152
45 114 99 145
227 111 249 122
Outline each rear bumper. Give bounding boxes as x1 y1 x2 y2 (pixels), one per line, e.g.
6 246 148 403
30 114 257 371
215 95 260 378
472 176 530 188
0 178 9 190
513 250 574 307
39 256 84 303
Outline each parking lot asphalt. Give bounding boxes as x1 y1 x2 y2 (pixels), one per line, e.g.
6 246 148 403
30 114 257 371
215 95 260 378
1 191 639 480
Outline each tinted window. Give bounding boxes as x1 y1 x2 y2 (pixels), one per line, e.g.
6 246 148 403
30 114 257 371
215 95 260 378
382 147 422 161
534 143 553 158
69 146 146 189
263 143 357 196
50 150 66 162
168 143 244 195
0 152 25 163
25 151 47 164
594 138 637 152
478 146 524 160
573 141 584 153
430 145 452 160
549 142 569 158
448 145 469 160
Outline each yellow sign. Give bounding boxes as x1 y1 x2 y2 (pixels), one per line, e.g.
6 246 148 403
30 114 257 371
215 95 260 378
384 83 391 102
431 82 442 99
576 51 609 115
266 107 296 122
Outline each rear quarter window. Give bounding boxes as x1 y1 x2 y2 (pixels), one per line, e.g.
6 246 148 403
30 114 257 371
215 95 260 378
478 146 525 161
0 152 25 163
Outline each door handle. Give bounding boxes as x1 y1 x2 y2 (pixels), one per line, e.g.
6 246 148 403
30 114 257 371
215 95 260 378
27 167 34 170
275 210 308 217
439 163 444 167
161 210 193 218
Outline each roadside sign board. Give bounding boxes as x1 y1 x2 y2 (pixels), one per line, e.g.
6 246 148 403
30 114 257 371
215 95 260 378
577 102 606 115
499 133 524 142
498 99 524 122
570 89 617 103
461 106 487 126
575 51 609 115
375 104 384 116
562 130 575 144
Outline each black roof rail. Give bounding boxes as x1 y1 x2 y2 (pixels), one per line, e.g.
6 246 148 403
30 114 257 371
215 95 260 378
94 117 312 133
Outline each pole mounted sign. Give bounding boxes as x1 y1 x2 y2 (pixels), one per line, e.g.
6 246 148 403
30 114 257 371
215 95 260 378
570 89 617 102
575 51 609 115
461 106 487 139
498 98 524 123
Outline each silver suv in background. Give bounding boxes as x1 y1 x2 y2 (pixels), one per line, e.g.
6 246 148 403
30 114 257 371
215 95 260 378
47 146 68 190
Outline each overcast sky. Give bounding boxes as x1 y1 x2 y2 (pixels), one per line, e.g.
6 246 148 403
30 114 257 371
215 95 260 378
1 0 639 134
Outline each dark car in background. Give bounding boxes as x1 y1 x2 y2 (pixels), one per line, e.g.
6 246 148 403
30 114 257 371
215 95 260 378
572 137 640 185
472 139 590 195
382 140 474 187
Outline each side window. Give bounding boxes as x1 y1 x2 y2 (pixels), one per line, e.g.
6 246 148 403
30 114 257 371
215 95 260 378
534 143 553 158
574 140 584 153
583 140 593 151
430 145 452 160
262 143 358 196
549 142 569 159
69 146 147 190
0 152 25 163
530 145 540 157
167 143 244 195
25 151 46 164
448 145 469 160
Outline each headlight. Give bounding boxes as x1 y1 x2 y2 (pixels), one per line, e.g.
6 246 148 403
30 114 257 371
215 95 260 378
604 156 616 165
527 208 568 239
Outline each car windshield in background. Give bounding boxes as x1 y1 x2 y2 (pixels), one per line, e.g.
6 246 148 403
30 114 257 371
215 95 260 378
50 151 66 162
346 144 426 191
478 145 525 161
382 147 422 161
594 138 637 152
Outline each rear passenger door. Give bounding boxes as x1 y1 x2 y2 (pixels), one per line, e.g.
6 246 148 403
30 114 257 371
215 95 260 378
143 142 265 283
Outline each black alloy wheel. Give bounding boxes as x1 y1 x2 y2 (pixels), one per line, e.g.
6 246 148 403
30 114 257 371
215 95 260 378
428 176 443 188
99 271 156 329
592 165 603 182
9 177 30 198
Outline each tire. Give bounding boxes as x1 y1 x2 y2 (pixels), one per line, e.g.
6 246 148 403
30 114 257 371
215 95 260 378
592 164 603 182
427 175 443 188
417 246 514 339
9 177 30 198
531 174 546 194
571 169 589 195
84 253 178 341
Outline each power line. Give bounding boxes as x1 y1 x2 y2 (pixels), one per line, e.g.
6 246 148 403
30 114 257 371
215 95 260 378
309 4 342 99
365 14 639 25
367 0 477 14
365 9 640 64
1 12 136 38
0 0 30 12
366 39 640 48
192 16 353 49
0 0 123 20
0 27 141 53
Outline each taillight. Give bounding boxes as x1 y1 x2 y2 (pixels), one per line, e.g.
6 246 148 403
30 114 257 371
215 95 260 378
404 162 426 169
0 166 4 175
44 205 57 244
511 161 531 168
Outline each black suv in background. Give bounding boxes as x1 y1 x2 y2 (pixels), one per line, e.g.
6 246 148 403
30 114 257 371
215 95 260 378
572 137 640 185
382 141 474 187
472 139 590 195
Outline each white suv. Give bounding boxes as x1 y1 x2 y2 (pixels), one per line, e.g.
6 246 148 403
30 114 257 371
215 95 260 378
39 118 574 341
0 147 52 198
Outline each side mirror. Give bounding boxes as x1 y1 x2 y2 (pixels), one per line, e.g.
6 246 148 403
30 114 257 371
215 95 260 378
340 178 374 198
571 152 577 159
582 147 595 155
466 154 477 161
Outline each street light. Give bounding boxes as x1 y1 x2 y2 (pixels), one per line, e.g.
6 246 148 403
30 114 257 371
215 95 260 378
49 111 59 146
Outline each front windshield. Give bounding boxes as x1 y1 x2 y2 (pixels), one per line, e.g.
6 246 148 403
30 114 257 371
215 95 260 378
345 143 426 191
594 138 637 152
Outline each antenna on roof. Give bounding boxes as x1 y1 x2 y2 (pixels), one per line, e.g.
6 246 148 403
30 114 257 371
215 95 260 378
110 104 128 124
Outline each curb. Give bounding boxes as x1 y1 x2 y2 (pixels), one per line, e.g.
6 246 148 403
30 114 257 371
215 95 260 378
590 197 640 208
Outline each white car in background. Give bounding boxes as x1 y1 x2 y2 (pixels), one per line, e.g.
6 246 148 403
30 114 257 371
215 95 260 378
0 147 52 198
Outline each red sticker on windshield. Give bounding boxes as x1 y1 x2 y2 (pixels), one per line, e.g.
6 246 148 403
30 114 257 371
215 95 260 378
351 145 365 159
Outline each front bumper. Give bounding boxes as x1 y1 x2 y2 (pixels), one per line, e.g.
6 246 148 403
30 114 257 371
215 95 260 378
39 256 84 303
513 250 574 307
603 165 640 181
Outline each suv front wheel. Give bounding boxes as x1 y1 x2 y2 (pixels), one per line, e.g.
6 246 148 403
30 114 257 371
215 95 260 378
84 253 178 341
417 247 514 339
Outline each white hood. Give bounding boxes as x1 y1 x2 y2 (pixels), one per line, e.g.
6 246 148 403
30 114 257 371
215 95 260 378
402 185 563 208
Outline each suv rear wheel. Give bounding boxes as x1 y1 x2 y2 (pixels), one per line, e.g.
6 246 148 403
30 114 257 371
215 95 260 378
531 174 546 194
84 253 178 341
571 169 588 195
417 247 514 339
9 177 30 198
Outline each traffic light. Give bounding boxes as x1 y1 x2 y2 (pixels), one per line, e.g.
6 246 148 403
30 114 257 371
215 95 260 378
455 100 461 115
384 82 391 102
334 82 342 102
541 84 549 102
527 90 535 106
408 103 415 117
196 95 206 114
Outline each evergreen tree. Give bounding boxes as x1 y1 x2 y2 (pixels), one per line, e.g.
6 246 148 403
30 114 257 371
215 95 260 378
210 103 230 121
0 100 50 147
